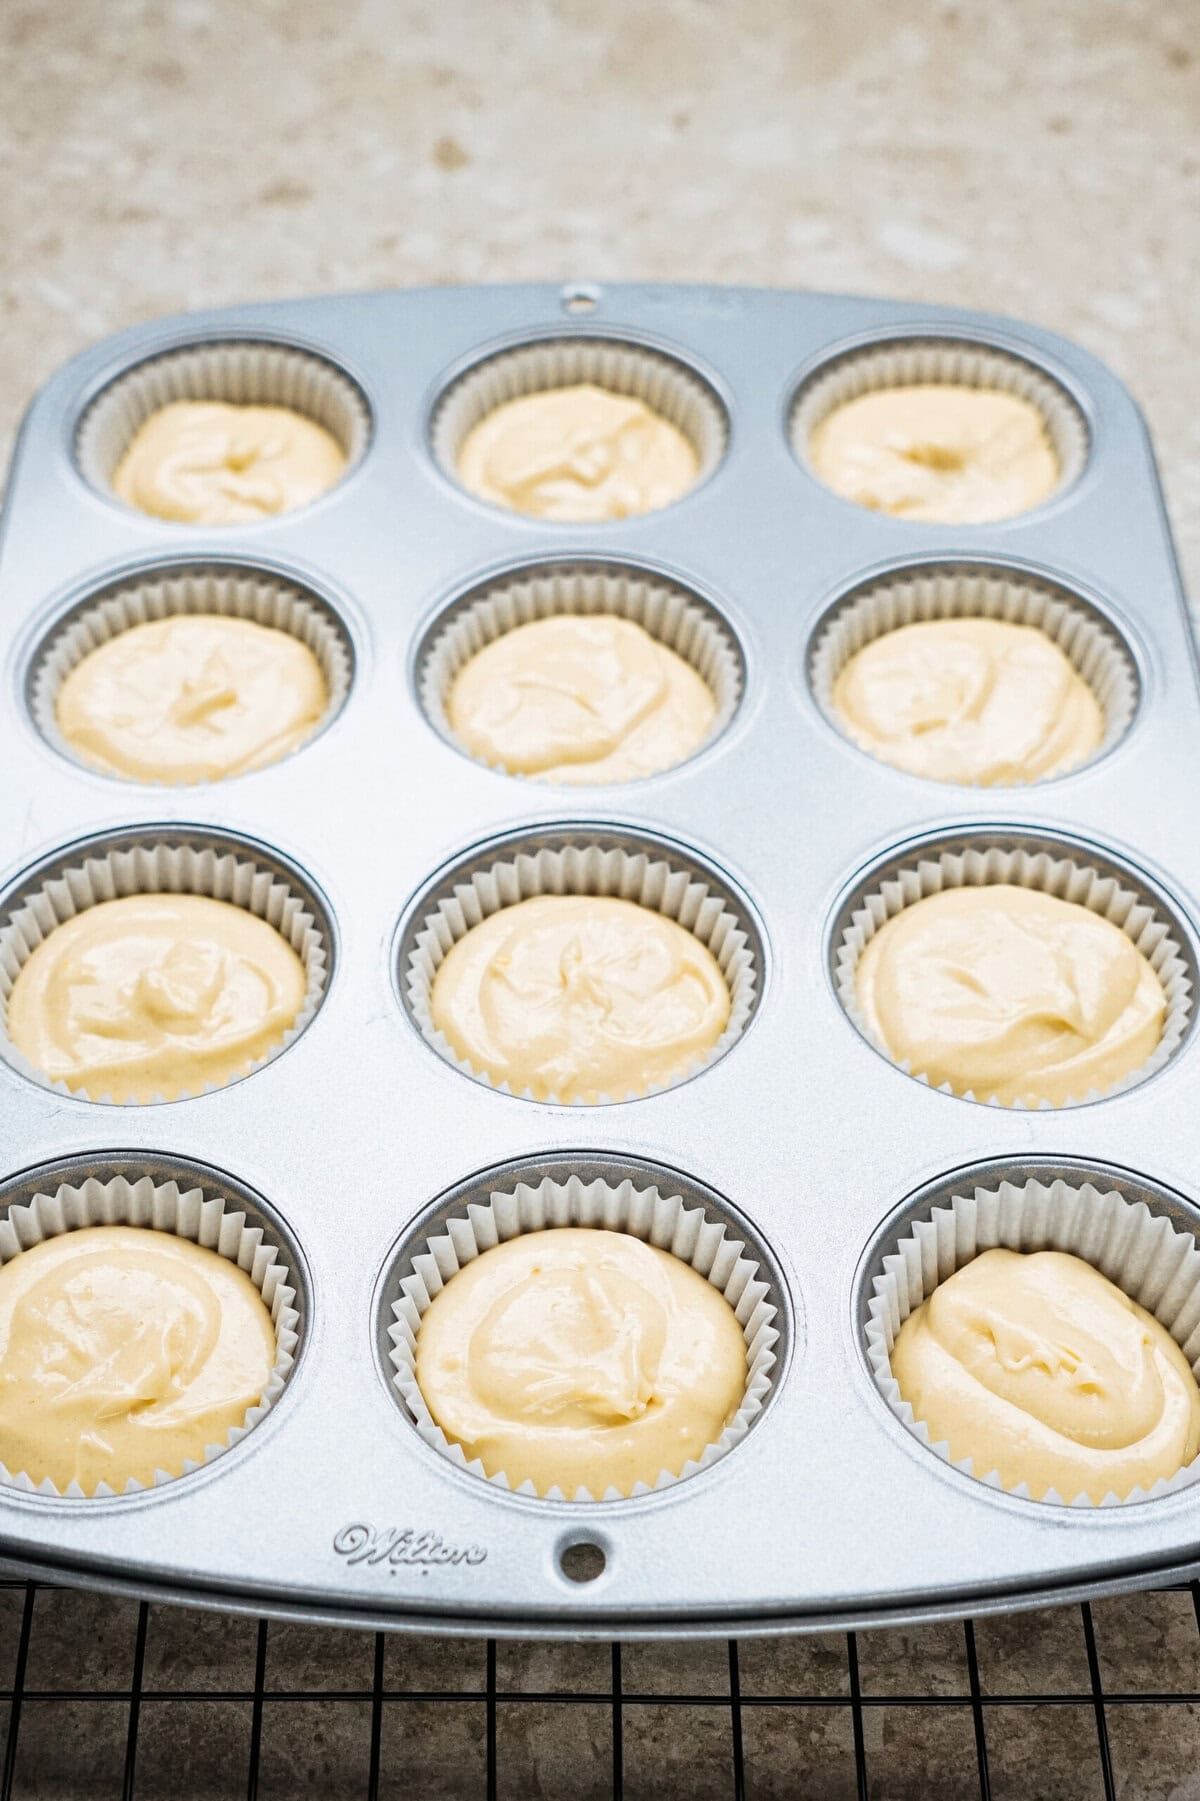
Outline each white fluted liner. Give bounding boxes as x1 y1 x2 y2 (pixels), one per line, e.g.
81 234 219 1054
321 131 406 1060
430 337 727 509
866 1174 1200 1507
791 337 1089 510
0 837 330 1103
76 339 371 506
387 1172 779 1501
30 565 353 782
403 839 759 1102
809 564 1138 783
418 563 743 778
0 1172 300 1499
833 841 1193 1108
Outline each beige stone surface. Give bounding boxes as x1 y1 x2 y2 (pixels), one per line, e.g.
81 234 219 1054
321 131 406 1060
1 1 1200 1795
0 0 1198 590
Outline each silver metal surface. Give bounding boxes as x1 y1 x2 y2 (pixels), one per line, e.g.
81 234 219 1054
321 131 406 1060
1 281 1199 1637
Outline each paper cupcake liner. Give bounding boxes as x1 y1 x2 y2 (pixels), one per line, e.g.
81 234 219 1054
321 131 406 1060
29 562 354 783
401 832 761 1103
430 336 728 509
417 559 743 779
76 338 371 507
0 1169 300 1499
865 1171 1200 1507
833 835 1194 1108
0 832 332 1104
790 335 1089 509
386 1171 780 1501
809 562 1138 783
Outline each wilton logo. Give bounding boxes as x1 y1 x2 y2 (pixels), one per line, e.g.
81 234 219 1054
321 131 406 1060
333 1522 488 1572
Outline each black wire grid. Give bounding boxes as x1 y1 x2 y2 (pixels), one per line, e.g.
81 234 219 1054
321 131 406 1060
1 1579 1199 1798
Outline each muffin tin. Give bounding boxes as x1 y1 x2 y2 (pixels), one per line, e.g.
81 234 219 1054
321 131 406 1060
1 283 1199 1637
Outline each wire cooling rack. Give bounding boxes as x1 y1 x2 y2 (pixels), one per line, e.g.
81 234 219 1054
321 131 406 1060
1 1579 1199 1798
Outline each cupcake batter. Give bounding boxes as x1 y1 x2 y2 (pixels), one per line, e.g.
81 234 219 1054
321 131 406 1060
430 894 731 1102
809 385 1059 523
0 1225 276 1493
56 615 328 783
456 383 698 521
7 894 307 1102
112 400 346 523
831 618 1102 785
447 614 716 783
854 885 1165 1106
892 1248 1200 1502
415 1227 747 1496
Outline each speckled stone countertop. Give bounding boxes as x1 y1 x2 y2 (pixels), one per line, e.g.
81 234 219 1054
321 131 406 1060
1 1 1199 1796
2 0 1198 594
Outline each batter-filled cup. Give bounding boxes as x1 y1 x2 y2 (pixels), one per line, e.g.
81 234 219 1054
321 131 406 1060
864 1169 1200 1505
398 831 761 1104
76 338 371 521
0 1165 300 1497
430 336 728 521
417 559 743 784
384 1169 780 1501
832 834 1194 1108
30 562 353 784
808 562 1137 786
791 336 1088 523
0 831 332 1103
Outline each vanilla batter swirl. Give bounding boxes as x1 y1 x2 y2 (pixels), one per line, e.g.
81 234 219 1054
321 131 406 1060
832 618 1102 786
430 895 731 1102
855 885 1165 1106
893 1249 1200 1502
447 615 716 783
809 384 1059 523
415 1227 747 1496
7 894 307 1102
113 401 346 523
456 383 698 521
57 615 328 783
0 1226 276 1493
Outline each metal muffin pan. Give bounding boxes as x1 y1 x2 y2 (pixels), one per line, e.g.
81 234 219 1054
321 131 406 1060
1 282 1199 1637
